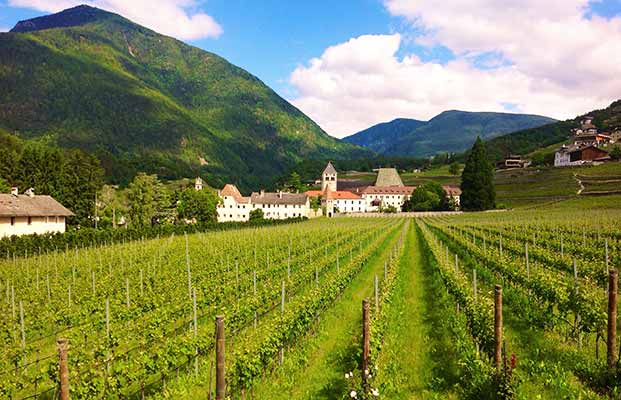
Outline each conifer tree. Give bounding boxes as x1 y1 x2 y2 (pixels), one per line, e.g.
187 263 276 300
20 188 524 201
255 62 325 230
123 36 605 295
460 137 495 211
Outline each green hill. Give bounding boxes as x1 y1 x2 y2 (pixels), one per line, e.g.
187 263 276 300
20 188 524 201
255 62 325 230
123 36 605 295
344 110 555 157
483 100 621 161
0 5 370 189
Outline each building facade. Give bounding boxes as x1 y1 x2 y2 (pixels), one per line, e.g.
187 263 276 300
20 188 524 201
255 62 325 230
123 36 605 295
555 144 610 167
217 185 310 222
0 188 73 238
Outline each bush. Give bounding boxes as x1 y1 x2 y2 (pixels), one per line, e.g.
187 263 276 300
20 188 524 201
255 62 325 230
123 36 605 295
249 209 264 221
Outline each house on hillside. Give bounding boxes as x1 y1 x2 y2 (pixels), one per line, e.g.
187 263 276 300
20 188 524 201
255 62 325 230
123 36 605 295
217 184 310 222
496 155 531 169
0 187 73 238
572 116 612 147
554 144 610 167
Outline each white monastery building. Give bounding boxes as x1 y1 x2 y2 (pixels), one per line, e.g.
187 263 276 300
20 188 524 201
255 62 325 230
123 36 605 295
0 187 73 238
307 162 461 215
217 184 310 222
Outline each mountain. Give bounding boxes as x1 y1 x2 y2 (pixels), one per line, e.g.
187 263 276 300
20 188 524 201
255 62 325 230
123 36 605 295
0 5 370 189
344 110 556 157
345 118 426 154
483 100 621 162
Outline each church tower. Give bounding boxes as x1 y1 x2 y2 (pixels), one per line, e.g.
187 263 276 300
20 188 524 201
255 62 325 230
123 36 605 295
321 162 337 192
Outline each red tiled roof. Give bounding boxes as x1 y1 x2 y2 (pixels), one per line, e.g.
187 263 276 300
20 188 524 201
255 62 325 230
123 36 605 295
305 190 323 198
443 186 462 196
325 190 361 200
220 184 249 203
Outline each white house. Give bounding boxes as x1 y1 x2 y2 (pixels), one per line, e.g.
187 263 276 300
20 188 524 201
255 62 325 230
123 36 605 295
358 186 414 212
217 184 251 222
249 191 310 220
0 188 73 238
326 190 366 214
217 184 310 222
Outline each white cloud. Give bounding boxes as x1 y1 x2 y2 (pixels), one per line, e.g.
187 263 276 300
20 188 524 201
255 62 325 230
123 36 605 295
8 0 222 40
289 1 621 137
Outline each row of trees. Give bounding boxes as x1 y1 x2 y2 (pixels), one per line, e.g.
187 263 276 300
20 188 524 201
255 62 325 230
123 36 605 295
96 173 221 228
0 133 221 228
0 134 104 225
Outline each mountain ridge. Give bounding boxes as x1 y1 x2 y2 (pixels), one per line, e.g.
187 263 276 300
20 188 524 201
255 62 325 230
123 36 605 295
0 5 370 190
344 110 556 157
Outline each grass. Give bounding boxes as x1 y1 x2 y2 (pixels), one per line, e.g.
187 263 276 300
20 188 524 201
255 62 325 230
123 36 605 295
246 224 403 399
374 223 459 398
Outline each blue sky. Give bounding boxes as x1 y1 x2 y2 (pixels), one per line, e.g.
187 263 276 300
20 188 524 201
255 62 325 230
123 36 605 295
2 0 621 136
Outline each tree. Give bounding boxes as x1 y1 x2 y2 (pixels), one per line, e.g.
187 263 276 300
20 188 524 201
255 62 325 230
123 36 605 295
403 182 448 211
249 209 264 221
126 173 168 227
460 137 496 211
610 145 621 161
177 188 219 224
285 171 303 192
310 195 322 211
0 177 9 193
449 162 460 175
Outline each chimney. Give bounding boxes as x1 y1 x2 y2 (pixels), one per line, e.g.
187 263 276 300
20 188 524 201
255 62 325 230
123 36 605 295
279 191 283 199
25 188 35 198
11 187 18 196
260 189 265 196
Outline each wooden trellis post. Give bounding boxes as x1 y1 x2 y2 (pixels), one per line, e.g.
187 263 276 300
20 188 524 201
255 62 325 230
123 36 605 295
58 338 70 400
494 285 503 371
362 299 370 386
608 269 618 368
215 316 225 400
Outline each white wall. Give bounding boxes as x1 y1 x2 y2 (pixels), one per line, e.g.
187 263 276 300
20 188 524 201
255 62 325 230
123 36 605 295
0 216 66 238
363 194 409 212
217 196 311 222
217 196 250 222
334 198 366 213
251 202 310 220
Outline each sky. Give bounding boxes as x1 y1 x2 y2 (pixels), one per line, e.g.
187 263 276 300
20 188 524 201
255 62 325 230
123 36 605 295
1 0 621 138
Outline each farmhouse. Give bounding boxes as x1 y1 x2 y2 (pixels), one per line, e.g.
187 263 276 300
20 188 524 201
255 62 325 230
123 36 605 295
571 116 612 147
554 144 610 167
217 184 310 222
0 188 73 238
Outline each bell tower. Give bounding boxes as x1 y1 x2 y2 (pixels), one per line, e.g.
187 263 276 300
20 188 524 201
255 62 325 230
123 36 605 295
321 162 337 192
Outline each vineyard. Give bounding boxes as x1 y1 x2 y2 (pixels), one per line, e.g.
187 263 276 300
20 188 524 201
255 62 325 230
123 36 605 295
1 210 620 399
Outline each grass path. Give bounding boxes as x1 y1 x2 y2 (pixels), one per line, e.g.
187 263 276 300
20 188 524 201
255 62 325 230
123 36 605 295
374 223 459 399
250 223 403 399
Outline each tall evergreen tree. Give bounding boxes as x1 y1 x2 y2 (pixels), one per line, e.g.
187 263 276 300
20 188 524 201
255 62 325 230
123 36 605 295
460 137 495 211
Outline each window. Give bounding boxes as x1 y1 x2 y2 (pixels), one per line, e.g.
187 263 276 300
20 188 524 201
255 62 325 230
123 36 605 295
10 217 15 226
28 217 32 225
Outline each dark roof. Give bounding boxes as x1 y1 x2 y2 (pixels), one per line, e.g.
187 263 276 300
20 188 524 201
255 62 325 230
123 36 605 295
250 192 308 205
362 186 414 195
375 168 404 187
0 194 74 217
322 162 337 175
